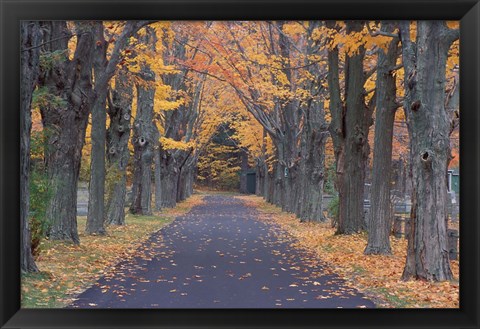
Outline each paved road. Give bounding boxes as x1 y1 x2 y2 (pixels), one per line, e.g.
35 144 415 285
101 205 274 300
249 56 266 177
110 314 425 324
69 195 375 308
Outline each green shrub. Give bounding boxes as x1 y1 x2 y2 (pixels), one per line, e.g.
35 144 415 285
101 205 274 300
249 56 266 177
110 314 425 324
29 130 52 257
323 161 337 195
29 170 52 257
327 194 339 224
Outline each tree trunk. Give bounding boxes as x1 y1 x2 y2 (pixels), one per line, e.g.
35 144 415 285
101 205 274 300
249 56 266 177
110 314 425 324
86 22 108 235
177 162 191 202
277 21 300 214
267 169 275 203
20 21 41 272
301 130 328 222
154 146 163 211
130 75 155 215
130 27 158 216
299 21 327 223
257 129 268 197
399 21 457 281
326 21 346 230
343 20 369 234
38 21 95 244
365 22 399 254
159 151 179 208
272 148 284 207
239 148 249 193
255 162 265 196
105 68 133 225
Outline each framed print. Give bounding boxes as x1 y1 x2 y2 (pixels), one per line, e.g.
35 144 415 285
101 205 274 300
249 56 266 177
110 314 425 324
1 0 479 328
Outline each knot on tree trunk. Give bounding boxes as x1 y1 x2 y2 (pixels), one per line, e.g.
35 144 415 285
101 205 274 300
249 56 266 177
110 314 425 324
354 126 365 145
138 136 147 146
312 170 324 181
410 100 421 112
420 149 433 167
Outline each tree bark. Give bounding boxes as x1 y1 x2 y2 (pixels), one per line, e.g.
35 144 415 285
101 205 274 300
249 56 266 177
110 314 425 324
277 21 301 214
327 21 373 234
239 148 249 193
326 21 346 230
159 150 179 208
154 143 163 211
341 21 371 234
365 22 399 254
20 21 41 272
301 127 328 222
38 21 95 244
130 27 158 216
105 68 133 225
86 22 108 235
272 145 285 207
399 21 457 281
298 21 327 222
130 72 155 215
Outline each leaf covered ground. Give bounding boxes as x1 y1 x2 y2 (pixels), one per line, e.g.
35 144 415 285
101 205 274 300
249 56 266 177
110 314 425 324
237 195 460 308
21 194 204 308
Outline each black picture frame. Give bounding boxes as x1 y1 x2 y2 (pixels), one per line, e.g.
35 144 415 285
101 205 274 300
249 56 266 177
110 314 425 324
1 0 479 328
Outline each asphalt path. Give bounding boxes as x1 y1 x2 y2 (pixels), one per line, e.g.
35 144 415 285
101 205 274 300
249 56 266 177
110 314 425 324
69 195 375 308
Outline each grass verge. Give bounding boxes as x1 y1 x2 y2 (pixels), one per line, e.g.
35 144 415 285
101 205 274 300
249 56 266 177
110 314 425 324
237 195 460 308
21 193 204 308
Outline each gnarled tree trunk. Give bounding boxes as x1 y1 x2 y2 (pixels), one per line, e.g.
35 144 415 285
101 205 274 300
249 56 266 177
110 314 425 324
130 27 157 216
130 73 155 215
105 68 133 225
38 21 95 244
